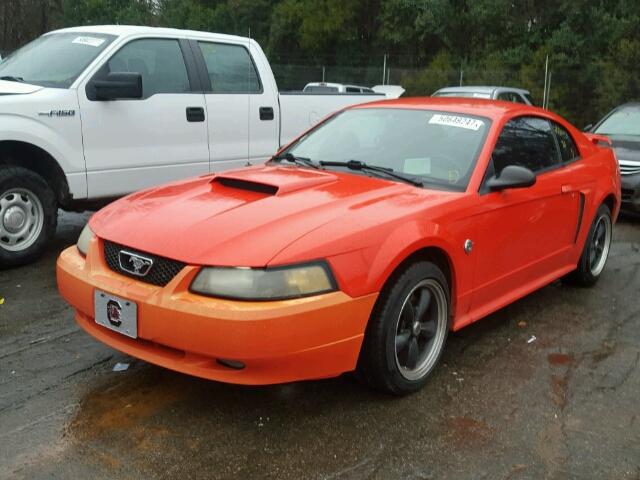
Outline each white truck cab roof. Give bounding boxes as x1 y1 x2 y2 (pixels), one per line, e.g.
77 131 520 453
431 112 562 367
49 25 257 44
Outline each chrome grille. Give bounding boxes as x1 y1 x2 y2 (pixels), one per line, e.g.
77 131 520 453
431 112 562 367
619 160 640 176
103 241 186 287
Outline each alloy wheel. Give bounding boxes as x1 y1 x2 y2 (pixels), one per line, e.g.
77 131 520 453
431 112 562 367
589 213 612 277
394 278 448 381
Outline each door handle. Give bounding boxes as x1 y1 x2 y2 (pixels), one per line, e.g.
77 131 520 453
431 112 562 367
561 184 576 193
186 107 205 122
259 106 274 121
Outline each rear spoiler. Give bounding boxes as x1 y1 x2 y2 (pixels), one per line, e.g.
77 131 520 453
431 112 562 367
584 133 612 146
371 85 405 99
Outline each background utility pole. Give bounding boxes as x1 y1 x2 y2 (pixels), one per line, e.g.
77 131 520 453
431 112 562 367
382 54 387 85
543 54 549 108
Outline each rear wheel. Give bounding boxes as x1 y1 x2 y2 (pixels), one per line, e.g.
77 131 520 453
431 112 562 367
0 167 57 268
563 203 612 287
358 261 450 395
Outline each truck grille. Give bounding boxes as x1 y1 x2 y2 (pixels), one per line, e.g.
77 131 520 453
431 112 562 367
103 241 186 287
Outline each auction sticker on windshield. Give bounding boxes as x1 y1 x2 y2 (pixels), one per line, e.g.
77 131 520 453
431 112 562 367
429 114 484 131
72 36 106 47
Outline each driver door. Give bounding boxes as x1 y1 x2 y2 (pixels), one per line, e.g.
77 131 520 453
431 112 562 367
469 116 581 316
78 37 209 198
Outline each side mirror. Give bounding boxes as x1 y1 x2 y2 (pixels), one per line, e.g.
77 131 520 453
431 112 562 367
486 165 536 191
90 72 142 101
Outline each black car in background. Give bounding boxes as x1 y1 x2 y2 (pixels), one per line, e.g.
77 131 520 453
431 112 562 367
591 103 640 212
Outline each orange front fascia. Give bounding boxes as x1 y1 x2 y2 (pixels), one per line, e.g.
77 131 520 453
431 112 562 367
56 240 378 385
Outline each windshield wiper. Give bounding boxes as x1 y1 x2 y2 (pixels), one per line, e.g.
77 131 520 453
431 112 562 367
319 160 423 187
0 76 24 83
272 152 320 169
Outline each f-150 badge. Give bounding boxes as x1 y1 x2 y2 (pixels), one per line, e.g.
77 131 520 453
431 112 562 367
38 109 76 117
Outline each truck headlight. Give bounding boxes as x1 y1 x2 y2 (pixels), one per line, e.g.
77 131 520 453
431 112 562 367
76 224 95 256
190 262 337 300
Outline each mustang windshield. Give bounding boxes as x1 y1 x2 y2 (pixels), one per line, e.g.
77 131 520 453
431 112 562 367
284 108 490 191
0 32 116 88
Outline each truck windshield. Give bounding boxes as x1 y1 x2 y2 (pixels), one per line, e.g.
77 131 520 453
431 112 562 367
285 108 491 191
0 32 116 88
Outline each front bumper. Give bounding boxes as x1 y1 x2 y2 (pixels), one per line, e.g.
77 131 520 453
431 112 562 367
56 239 378 385
621 173 640 212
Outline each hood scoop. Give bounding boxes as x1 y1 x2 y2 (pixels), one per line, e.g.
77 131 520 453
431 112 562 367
211 166 337 196
213 176 279 195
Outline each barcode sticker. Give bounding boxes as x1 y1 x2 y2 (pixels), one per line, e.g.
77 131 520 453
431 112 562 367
429 114 484 131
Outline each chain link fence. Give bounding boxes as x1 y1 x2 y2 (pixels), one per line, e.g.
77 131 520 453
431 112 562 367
272 62 640 128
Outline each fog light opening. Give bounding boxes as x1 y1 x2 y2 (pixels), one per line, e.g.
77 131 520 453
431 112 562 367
216 358 245 370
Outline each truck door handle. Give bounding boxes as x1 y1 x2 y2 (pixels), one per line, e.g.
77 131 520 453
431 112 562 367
561 184 575 193
186 107 205 122
259 107 274 121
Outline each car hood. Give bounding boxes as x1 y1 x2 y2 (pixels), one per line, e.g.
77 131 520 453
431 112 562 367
609 135 640 162
0 80 44 95
90 165 451 267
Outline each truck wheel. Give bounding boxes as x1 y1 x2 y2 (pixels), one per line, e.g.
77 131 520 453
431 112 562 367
0 167 57 268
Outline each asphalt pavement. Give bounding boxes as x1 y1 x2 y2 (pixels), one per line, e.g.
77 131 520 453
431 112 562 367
1 211 639 480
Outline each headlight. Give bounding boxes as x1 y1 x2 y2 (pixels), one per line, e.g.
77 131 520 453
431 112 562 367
76 224 95 256
190 262 337 300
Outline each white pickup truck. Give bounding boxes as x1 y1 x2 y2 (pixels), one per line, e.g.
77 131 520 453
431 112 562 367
0 25 403 267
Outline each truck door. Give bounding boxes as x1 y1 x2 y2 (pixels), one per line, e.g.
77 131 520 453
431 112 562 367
192 40 279 171
78 37 209 198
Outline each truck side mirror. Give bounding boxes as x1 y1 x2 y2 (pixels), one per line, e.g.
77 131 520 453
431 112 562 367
88 72 143 101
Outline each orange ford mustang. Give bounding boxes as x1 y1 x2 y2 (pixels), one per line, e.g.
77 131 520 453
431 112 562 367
57 98 621 395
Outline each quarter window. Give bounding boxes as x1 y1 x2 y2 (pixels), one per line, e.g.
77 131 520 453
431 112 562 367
552 122 580 162
198 42 262 94
491 117 561 175
106 39 190 97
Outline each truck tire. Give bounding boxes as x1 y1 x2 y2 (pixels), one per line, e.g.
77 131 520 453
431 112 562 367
0 167 57 268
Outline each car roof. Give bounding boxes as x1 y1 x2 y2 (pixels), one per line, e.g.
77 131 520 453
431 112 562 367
350 96 545 121
306 83 370 89
47 25 252 44
435 86 530 95
306 82 343 88
614 102 640 109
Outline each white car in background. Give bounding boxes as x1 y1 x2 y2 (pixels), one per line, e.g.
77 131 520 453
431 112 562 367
433 86 533 105
0 25 404 266
303 82 375 93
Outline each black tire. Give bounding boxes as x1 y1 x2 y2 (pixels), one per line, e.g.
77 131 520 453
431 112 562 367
357 261 450 395
0 167 57 268
562 203 612 287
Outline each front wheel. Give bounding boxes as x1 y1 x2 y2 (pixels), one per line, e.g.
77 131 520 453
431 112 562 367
0 167 57 268
563 203 612 287
357 261 450 395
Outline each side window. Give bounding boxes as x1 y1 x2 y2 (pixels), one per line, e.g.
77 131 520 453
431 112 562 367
552 122 580 162
107 39 190 97
498 91 525 104
491 117 561 175
346 87 360 93
198 42 262 94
